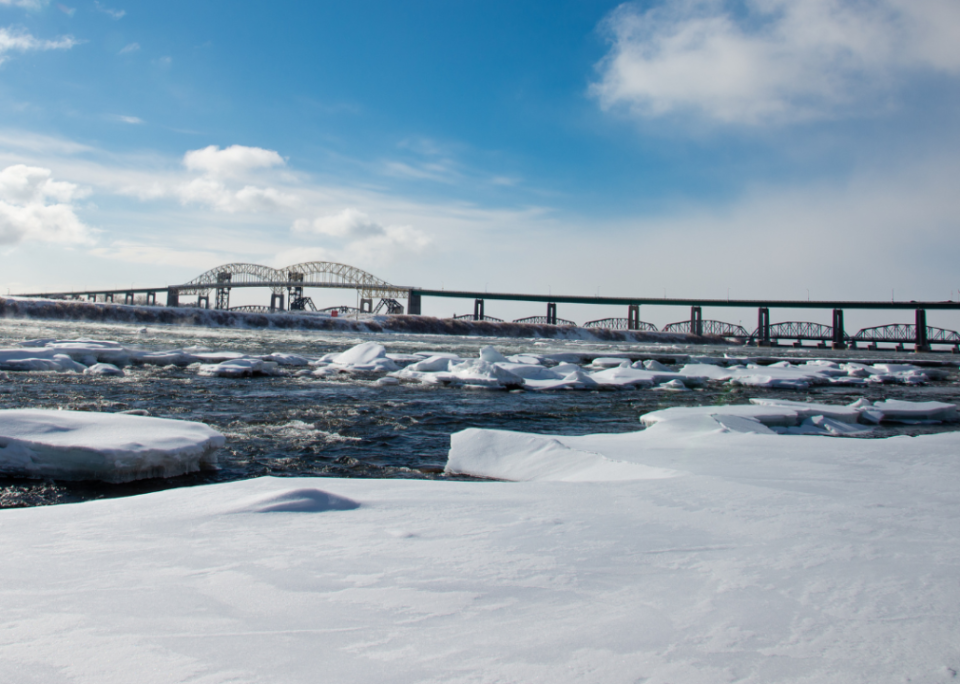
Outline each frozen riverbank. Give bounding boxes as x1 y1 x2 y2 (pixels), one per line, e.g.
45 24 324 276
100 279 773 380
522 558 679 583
2 403 958 683
0 296 716 343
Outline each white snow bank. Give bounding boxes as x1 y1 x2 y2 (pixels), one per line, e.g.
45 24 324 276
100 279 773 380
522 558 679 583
0 409 223 482
3 424 958 682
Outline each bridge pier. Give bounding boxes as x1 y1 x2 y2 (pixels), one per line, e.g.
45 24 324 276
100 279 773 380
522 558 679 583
407 291 421 316
125 292 135 305
915 309 930 352
473 298 485 321
690 306 703 336
546 302 557 325
270 293 284 311
757 307 771 346
627 305 639 330
166 288 179 307
197 295 209 309
831 309 846 349
215 272 232 310
146 291 156 306
360 298 372 313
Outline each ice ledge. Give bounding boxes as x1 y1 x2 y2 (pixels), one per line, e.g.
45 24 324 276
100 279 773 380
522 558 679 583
0 409 225 483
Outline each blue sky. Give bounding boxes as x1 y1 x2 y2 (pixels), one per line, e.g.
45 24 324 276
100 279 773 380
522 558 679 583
2 0 960 326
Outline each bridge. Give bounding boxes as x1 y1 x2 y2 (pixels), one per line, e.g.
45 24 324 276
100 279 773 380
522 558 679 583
14 261 960 352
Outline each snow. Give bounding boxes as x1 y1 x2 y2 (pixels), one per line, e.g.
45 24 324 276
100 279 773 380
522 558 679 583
2 404 959 682
83 362 125 376
329 341 400 372
0 409 224 482
197 358 281 378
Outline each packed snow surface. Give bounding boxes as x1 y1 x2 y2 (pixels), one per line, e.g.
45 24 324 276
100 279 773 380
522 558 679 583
2 403 960 682
0 409 224 482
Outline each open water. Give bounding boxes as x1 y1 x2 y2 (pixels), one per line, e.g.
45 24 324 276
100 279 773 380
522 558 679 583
1 317 958 508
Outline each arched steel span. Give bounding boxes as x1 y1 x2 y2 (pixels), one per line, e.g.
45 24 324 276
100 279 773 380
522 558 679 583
176 261 409 300
663 320 750 337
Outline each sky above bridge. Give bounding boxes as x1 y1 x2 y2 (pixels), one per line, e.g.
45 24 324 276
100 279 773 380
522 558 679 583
1 0 959 325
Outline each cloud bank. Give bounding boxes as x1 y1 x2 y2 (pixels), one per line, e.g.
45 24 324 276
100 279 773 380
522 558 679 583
592 0 960 125
0 164 93 245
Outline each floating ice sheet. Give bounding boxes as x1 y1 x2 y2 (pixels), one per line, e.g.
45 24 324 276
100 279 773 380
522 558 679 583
0 409 224 482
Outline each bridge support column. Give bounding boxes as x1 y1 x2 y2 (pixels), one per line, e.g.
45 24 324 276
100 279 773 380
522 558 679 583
757 307 771 346
473 298 484 321
407 291 421 315
690 306 703 336
197 295 209 309
915 309 930 352
360 298 372 313
270 293 284 312
546 303 557 325
831 309 846 349
125 292 134 305
104 293 114 303
627 305 639 330
146 291 156 306
166 288 179 307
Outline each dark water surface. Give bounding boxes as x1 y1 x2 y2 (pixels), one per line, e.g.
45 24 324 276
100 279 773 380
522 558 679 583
1 318 958 507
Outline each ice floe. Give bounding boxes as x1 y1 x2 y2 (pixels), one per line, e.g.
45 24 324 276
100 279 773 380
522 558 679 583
0 409 224 482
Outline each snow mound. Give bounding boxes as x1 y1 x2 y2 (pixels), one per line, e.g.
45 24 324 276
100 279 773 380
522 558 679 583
84 363 125 377
330 342 399 372
0 409 224 482
229 488 361 513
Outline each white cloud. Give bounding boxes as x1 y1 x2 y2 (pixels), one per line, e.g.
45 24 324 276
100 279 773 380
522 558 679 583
292 208 386 239
118 42 139 54
592 0 960 125
183 145 285 177
291 208 430 264
0 0 47 8
0 27 78 65
94 1 124 19
0 164 93 245
114 115 143 124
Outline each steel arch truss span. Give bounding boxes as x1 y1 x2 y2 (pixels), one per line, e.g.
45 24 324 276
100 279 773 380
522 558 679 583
584 318 658 332
512 316 577 326
177 262 409 300
747 321 838 343
853 324 960 344
662 320 749 337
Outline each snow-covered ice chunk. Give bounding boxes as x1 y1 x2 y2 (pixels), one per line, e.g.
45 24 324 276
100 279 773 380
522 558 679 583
0 409 224 482
588 357 632 368
479 346 509 363
654 379 689 391
588 366 657 388
262 353 311 366
871 400 958 423
748 398 863 423
448 359 524 388
330 342 399 372
447 428 680 482
197 359 281 378
84 363 125 377
637 359 672 372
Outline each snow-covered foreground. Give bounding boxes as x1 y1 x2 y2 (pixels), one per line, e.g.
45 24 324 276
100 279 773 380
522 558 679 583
2 404 959 683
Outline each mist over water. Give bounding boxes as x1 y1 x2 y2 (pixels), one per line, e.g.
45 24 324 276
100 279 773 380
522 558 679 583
1 316 958 508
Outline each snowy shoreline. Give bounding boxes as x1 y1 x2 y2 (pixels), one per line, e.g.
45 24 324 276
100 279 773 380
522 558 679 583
1 403 958 682
0 295 720 343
